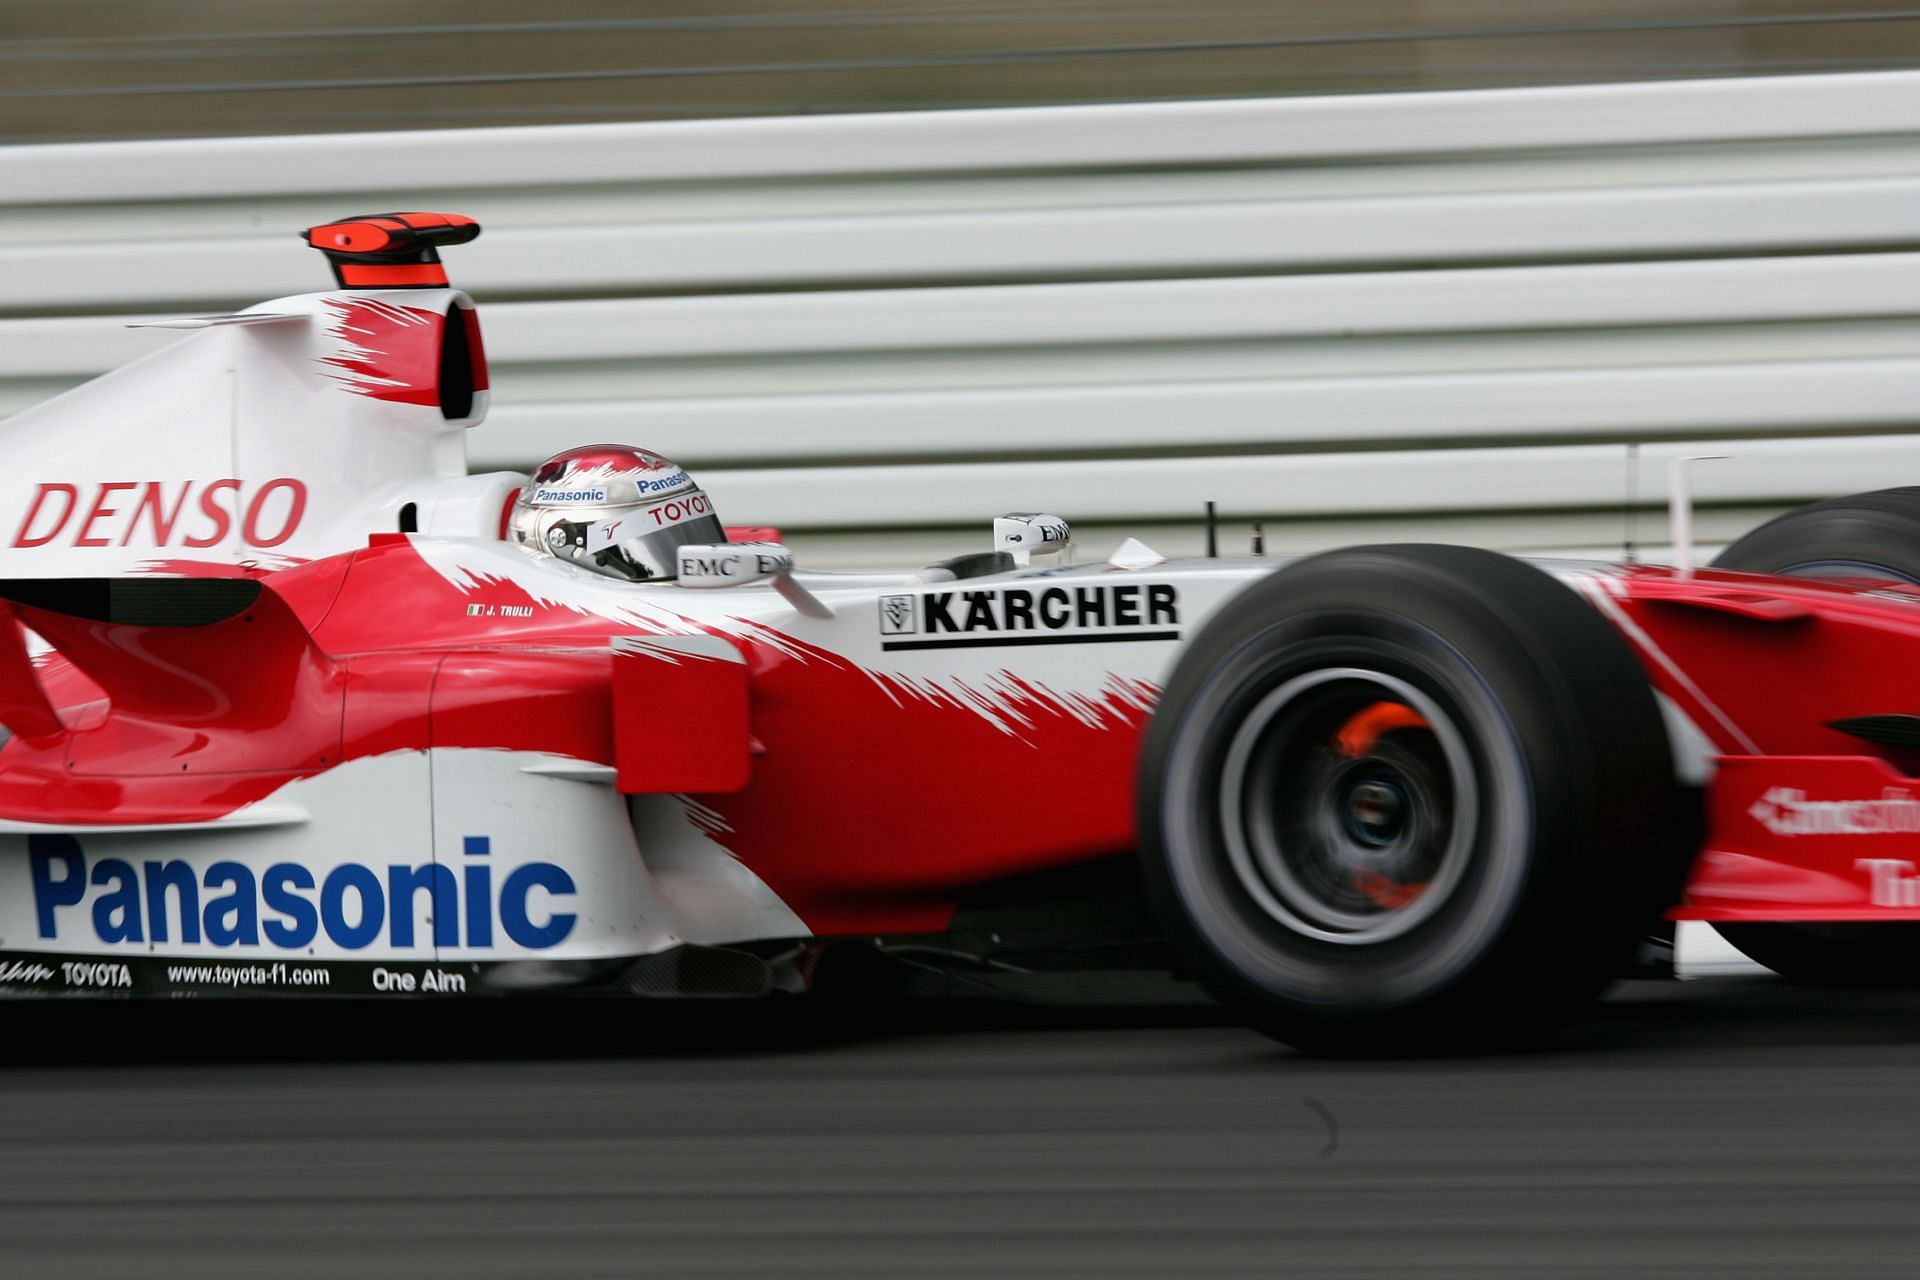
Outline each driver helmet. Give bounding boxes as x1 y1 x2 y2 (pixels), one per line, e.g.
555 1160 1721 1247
508 445 725 581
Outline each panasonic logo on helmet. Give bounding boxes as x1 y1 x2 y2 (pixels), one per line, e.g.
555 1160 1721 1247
535 487 607 504
635 471 690 494
26 834 576 952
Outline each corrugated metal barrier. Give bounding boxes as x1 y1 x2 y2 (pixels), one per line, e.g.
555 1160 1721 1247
4 70 1919 564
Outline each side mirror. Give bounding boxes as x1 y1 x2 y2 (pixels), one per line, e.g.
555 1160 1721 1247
675 542 831 619
993 513 1071 566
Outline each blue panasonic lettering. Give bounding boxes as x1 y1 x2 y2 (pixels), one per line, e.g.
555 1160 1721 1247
262 863 319 948
202 861 260 947
28 835 83 938
91 859 143 943
29 838 575 952
320 865 385 950
500 863 578 949
464 836 493 948
143 860 201 944
388 863 458 948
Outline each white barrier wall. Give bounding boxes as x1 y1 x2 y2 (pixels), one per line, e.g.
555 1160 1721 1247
4 72 1919 565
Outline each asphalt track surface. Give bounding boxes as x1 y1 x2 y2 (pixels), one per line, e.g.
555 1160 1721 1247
5 978 1920 1278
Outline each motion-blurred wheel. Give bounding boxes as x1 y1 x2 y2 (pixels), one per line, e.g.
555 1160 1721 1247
1138 545 1685 1054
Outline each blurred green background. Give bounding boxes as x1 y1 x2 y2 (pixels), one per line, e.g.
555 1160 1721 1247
4 0 1919 142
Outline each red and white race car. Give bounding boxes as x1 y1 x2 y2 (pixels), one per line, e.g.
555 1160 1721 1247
3 213 1918 1053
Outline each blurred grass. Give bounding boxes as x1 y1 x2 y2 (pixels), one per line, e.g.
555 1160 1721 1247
1 1 1918 141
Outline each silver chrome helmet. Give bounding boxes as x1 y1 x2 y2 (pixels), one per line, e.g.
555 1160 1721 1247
508 444 725 582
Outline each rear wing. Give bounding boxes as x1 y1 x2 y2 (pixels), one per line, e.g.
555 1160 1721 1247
0 212 518 579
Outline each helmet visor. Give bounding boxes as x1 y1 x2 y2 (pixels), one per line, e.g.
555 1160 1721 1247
581 491 726 581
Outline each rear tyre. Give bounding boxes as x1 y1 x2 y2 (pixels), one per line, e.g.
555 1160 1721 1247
1712 487 1920 584
1138 545 1685 1055
1710 489 1920 985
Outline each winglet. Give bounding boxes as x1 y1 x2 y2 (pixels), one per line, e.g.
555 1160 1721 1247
127 312 305 331
301 211 481 290
0 605 63 740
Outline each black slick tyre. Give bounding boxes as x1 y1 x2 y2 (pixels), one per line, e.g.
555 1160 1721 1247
1710 488 1920 985
1712 487 1920 584
1137 545 1684 1055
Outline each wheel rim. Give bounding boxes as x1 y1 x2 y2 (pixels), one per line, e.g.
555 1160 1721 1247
1218 668 1478 945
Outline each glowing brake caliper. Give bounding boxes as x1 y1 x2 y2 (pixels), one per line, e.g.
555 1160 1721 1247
1335 700 1432 910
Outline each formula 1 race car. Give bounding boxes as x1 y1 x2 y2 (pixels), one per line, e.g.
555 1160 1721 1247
4 213 1920 1054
